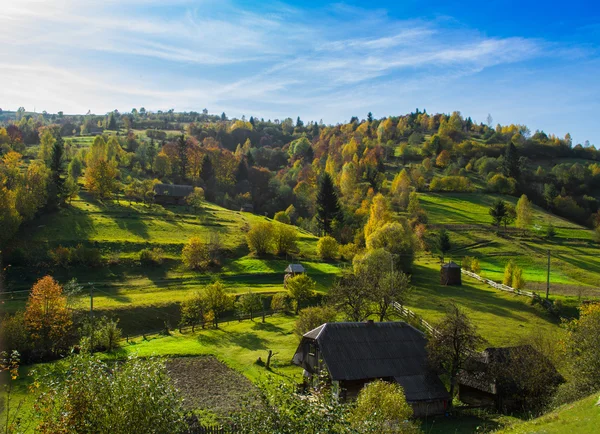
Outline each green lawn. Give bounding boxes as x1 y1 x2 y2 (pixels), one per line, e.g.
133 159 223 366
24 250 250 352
496 393 600 434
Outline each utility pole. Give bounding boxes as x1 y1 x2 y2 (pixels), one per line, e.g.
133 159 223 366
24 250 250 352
546 250 550 300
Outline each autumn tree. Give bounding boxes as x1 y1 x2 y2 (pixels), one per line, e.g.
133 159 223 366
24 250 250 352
180 291 208 332
366 221 418 273
204 281 233 328
349 380 416 433
0 186 21 248
235 291 263 321
328 271 372 322
427 304 483 405
364 193 392 240
273 223 298 256
316 173 341 235
390 169 411 209
286 274 316 314
294 305 337 337
152 152 171 177
38 129 56 165
186 187 205 213
317 236 339 261
516 194 533 232
181 237 210 270
435 150 451 168
85 160 118 199
246 222 274 256
24 276 72 356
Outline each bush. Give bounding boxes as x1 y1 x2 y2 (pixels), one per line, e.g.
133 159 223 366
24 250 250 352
49 246 71 267
317 236 339 261
33 355 186 433
182 237 210 270
471 258 481 274
273 211 291 224
270 292 291 313
273 223 298 256
79 316 122 352
246 222 275 256
512 267 526 289
139 248 164 266
429 176 473 192
294 306 337 337
71 244 102 266
339 243 359 262
487 174 517 194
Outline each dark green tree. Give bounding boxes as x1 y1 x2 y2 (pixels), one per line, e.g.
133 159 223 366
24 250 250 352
147 138 157 168
503 142 520 179
49 134 65 205
200 154 214 183
489 199 507 228
107 112 117 130
438 228 451 263
177 135 187 181
316 173 341 235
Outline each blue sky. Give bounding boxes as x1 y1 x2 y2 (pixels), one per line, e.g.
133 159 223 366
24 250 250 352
2 0 599 144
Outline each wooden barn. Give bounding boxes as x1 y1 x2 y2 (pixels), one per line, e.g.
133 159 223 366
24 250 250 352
292 321 450 417
153 183 194 205
458 345 563 411
240 203 254 213
440 261 461 285
284 263 305 286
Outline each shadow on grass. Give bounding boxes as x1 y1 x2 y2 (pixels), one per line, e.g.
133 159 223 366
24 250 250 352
252 321 286 334
196 330 269 350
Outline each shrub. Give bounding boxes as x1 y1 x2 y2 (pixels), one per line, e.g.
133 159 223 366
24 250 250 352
339 243 358 262
273 223 298 256
462 256 473 270
471 258 481 274
287 274 316 314
182 237 210 270
294 306 337 337
246 222 275 256
270 292 291 313
512 267 526 289
72 244 102 266
49 246 71 267
503 260 515 286
139 247 164 266
273 211 291 224
349 380 416 433
33 355 186 433
429 175 473 192
546 223 556 239
487 174 517 194
317 236 339 261
79 316 122 352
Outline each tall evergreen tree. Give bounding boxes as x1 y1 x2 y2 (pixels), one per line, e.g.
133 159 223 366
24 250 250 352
177 135 187 181
107 112 117 130
49 134 65 205
489 199 507 228
200 155 214 183
316 173 341 235
503 142 520 179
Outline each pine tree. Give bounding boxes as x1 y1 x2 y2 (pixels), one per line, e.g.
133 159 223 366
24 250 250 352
316 173 341 235
200 155 214 183
503 142 520 179
50 135 65 205
177 135 187 181
489 199 507 228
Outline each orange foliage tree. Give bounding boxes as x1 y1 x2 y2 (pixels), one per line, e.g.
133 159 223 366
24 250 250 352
24 276 72 355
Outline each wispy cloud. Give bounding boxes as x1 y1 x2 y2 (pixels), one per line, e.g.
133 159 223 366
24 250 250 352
0 0 597 143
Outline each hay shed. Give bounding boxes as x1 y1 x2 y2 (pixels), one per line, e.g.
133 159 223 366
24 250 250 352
284 263 305 287
440 261 461 285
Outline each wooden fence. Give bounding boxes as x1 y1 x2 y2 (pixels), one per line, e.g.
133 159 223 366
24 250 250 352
461 269 555 312
391 302 439 336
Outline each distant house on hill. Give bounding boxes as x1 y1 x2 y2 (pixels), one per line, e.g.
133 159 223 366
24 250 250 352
458 345 563 411
284 263 305 286
240 203 254 213
153 183 194 205
292 321 450 417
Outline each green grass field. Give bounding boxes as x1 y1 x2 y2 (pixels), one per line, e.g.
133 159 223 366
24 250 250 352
496 393 600 434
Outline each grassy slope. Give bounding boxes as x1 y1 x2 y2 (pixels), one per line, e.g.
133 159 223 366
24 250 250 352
496 393 600 434
420 193 600 295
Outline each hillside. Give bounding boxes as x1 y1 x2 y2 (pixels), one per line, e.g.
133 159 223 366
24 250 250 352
497 393 600 434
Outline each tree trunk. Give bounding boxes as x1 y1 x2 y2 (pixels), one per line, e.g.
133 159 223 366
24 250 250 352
266 350 273 370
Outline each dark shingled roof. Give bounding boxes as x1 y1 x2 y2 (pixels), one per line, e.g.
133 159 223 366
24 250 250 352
441 261 461 269
293 322 449 402
153 183 195 197
285 264 305 273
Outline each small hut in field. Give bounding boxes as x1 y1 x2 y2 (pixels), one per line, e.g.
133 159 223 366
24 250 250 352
284 263 305 287
440 261 461 285
153 183 194 205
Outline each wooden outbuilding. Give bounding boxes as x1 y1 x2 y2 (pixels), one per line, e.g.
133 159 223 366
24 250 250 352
457 345 563 411
292 321 450 417
284 263 305 286
440 261 461 285
240 203 254 213
153 183 194 205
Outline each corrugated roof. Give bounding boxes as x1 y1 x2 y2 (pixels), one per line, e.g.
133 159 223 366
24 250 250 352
285 264 305 273
293 322 449 402
153 183 195 197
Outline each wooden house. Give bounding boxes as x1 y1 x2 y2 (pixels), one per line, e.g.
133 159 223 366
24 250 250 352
458 345 563 411
441 261 461 285
153 183 194 205
292 321 450 417
240 204 254 213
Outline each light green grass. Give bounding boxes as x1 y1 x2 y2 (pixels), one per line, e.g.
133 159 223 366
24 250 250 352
496 393 600 434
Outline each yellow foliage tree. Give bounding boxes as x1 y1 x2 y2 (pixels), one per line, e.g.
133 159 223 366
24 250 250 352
364 193 392 240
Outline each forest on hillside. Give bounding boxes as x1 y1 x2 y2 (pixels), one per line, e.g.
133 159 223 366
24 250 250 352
1 107 600 254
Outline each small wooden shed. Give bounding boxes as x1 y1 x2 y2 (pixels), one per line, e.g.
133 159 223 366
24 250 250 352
440 261 461 285
284 263 305 286
240 203 254 213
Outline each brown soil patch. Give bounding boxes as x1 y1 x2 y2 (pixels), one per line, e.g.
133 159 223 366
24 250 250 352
166 356 257 416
